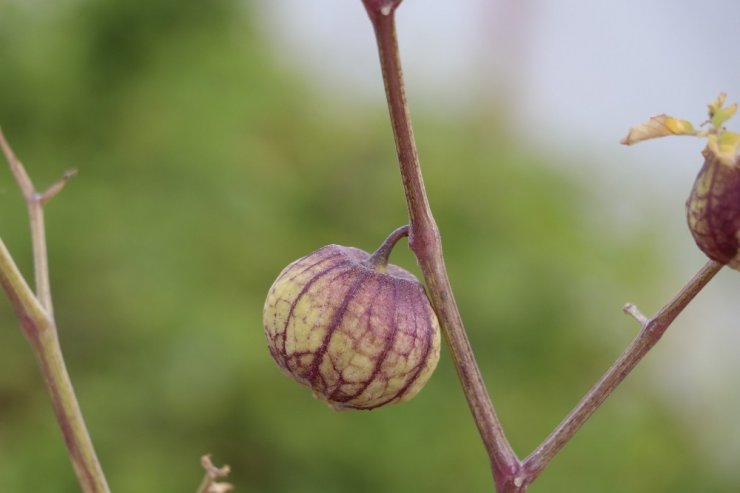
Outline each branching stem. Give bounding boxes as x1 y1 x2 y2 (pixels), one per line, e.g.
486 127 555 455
521 260 722 485
360 2 724 492
0 128 110 493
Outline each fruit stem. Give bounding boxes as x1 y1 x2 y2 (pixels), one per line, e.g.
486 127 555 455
366 225 410 271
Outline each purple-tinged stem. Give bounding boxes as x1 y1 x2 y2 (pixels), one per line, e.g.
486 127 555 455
360 1 521 490
366 225 410 270
359 3 724 491
520 260 723 485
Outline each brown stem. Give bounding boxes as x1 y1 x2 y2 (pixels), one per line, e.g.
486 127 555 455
359 4 726 492
520 260 723 485
0 129 110 493
361 1 521 489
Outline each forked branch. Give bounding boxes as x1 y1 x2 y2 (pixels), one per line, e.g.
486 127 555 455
0 128 110 493
1 128 228 493
359 2 723 492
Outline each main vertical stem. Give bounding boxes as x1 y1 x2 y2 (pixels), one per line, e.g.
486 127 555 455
362 2 521 489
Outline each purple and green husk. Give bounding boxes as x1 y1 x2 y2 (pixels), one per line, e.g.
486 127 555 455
263 227 441 410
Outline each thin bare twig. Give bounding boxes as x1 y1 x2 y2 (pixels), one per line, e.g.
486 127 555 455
0 127 34 197
40 168 78 206
521 260 723 485
0 128 109 493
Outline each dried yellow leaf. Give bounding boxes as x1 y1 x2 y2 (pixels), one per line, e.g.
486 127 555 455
621 114 697 145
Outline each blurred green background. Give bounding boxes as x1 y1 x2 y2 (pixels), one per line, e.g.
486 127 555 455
0 1 737 492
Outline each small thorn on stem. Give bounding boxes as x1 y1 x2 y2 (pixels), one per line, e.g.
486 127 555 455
623 303 648 327
39 168 78 206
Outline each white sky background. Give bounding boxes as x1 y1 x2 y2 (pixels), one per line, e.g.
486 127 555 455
254 0 740 475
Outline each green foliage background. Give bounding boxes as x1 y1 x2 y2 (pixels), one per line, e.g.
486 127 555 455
0 1 734 492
